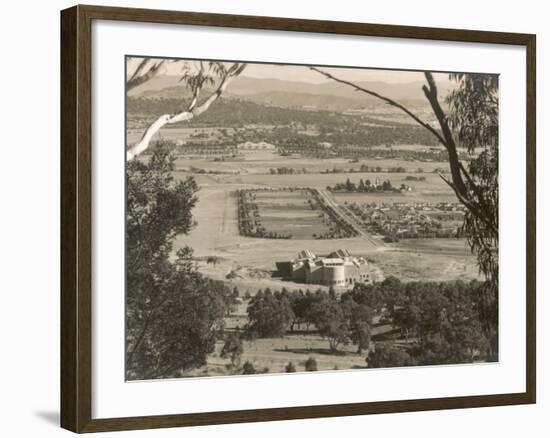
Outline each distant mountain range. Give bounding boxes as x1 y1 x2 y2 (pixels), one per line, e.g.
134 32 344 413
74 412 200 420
129 75 453 110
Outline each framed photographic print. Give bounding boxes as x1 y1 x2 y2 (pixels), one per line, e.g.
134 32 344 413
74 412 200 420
60 4 536 433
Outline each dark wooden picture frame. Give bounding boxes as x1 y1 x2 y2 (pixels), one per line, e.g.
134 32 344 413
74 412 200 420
61 4 536 433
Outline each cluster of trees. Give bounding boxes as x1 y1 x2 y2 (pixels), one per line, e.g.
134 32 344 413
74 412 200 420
269 167 309 175
346 202 460 241
128 95 432 142
228 358 317 375
236 189 258 237
342 277 496 367
220 331 320 374
320 164 439 174
220 333 244 368
276 137 464 161
311 69 499 357
126 148 235 380
246 288 372 354
314 223 357 240
390 229 459 240
219 332 322 375
327 178 406 193
128 97 348 128
387 166 408 173
173 143 237 156
237 188 357 240
129 93 472 164
277 140 449 160
405 175 427 181
224 276 494 373
246 289 295 338
283 358 318 372
125 143 490 376
236 190 292 239
140 137 238 158
126 61 500 377
220 347 270 375
129 95 447 159
243 276 494 367
188 166 237 175
313 194 358 239
219 333 275 375
322 165 383 174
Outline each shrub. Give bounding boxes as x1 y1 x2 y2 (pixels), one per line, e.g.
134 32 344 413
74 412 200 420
285 362 296 373
242 361 257 375
304 357 318 372
366 343 415 368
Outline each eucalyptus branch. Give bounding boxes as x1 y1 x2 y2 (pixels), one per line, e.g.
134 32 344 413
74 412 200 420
126 62 247 160
127 59 174 91
422 72 468 198
310 67 446 145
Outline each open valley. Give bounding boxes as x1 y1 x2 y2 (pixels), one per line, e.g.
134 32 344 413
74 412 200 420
126 62 495 379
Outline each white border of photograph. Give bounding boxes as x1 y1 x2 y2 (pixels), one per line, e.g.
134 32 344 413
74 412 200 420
92 19 526 419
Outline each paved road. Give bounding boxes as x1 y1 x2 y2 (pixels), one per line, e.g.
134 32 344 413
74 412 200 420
316 189 382 248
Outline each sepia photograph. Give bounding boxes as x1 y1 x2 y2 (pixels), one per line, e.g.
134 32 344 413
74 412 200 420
125 57 499 381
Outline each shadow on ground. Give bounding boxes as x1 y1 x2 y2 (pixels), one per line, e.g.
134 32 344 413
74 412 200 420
273 347 355 357
34 411 59 427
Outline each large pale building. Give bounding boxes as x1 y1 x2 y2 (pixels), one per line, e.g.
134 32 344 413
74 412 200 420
276 249 371 288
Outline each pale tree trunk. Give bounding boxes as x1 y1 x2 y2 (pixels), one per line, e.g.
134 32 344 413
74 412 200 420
126 62 245 161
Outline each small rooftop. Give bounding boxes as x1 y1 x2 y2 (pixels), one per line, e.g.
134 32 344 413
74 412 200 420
321 258 344 266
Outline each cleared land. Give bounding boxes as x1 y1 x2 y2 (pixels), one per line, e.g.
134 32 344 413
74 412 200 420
184 301 394 376
244 189 335 239
171 155 480 296
130 106 484 378
173 155 450 176
187 332 369 377
333 188 459 204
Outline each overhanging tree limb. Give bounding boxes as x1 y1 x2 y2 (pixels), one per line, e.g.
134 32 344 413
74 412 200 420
309 67 446 145
126 62 247 161
127 59 174 91
309 66 497 242
310 67 470 199
422 72 468 197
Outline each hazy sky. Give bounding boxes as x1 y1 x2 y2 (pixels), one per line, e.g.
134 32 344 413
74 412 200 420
238 63 450 84
127 57 452 85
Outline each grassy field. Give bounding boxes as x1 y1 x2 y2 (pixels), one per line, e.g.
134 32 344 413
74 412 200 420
173 183 384 295
171 155 480 296
124 87 499 379
254 190 331 239
370 239 479 282
173 154 450 176
186 334 369 377
184 300 393 377
132 128 484 378
189 170 453 191
334 190 458 204
126 126 232 145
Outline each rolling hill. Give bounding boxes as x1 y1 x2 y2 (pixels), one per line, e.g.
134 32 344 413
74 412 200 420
129 75 453 111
